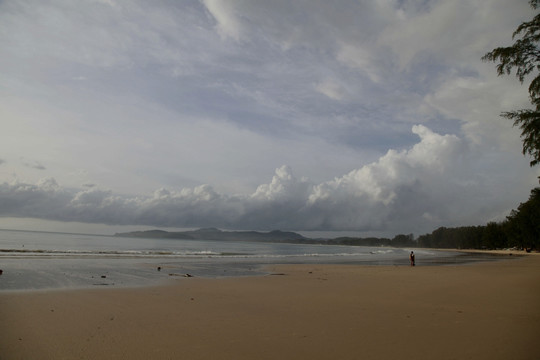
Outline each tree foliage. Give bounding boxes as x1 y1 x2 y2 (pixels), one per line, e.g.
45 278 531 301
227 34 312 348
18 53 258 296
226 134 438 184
323 234 414 247
417 187 540 250
482 0 540 166
505 187 540 248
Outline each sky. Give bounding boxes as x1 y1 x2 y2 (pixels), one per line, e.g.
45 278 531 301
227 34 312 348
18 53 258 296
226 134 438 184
1 0 539 237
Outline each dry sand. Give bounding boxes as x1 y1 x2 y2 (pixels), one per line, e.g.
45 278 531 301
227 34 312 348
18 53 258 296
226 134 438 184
1 255 539 360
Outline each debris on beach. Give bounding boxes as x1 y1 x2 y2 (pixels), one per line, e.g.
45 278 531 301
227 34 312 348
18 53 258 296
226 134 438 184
168 273 193 277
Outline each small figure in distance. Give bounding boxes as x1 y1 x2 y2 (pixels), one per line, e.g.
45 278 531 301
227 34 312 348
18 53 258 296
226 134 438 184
409 251 415 266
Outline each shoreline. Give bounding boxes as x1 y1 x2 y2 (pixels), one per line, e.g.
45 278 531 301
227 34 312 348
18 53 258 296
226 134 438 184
1 255 539 359
452 248 540 256
0 248 524 293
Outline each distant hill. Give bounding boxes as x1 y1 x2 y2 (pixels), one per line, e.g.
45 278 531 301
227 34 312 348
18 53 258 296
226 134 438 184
114 228 307 243
113 228 411 247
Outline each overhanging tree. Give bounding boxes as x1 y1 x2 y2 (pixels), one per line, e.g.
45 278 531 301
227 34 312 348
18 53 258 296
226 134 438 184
482 0 540 167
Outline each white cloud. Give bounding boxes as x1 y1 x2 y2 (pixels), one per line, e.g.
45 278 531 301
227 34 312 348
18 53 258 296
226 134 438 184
306 125 466 230
1 126 536 235
315 79 348 101
0 0 221 72
378 0 531 70
336 43 387 84
424 74 530 149
201 0 243 41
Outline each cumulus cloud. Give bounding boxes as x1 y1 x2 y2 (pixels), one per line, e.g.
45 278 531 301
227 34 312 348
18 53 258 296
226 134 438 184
0 126 535 235
304 125 467 231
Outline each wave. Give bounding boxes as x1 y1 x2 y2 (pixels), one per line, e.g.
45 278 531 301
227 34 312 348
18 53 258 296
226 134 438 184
0 248 224 258
0 248 380 259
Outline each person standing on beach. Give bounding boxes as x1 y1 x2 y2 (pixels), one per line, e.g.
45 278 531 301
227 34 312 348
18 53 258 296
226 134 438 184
409 251 415 266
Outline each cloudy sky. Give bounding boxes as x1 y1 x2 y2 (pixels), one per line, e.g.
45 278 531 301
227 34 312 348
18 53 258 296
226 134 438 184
1 0 539 237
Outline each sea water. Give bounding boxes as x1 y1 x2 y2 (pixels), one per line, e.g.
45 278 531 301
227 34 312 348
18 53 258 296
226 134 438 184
0 229 496 291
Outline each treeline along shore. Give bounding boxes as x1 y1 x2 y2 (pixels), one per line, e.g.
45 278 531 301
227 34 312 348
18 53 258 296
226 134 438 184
418 187 539 251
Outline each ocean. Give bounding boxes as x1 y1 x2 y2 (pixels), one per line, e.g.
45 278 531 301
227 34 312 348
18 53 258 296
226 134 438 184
0 229 497 291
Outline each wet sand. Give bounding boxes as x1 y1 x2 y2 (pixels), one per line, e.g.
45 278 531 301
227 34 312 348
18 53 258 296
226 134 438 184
1 254 539 360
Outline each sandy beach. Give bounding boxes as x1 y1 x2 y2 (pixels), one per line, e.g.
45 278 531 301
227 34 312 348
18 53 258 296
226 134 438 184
1 254 539 360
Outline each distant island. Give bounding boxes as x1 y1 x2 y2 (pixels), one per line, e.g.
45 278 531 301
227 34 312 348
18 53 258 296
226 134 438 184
114 228 413 247
114 228 308 243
